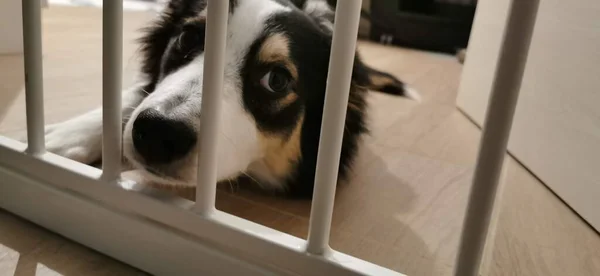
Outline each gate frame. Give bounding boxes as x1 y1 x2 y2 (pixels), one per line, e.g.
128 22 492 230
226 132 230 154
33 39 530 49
0 0 540 275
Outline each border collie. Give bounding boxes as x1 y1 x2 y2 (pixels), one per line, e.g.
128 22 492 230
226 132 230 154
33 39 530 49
41 0 419 198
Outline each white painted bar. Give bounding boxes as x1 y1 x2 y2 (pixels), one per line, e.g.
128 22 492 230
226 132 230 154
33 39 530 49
0 137 404 276
453 0 540 275
22 0 46 155
306 0 363 255
101 0 123 182
194 0 230 215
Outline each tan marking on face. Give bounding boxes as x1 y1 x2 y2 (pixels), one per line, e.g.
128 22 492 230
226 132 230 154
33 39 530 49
258 33 298 80
368 74 395 89
347 102 361 112
275 92 299 111
258 113 304 178
183 16 206 25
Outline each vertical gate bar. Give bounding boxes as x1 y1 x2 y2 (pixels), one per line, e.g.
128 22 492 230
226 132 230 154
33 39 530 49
194 0 230 215
306 0 363 255
453 0 540 275
101 0 123 182
22 0 46 155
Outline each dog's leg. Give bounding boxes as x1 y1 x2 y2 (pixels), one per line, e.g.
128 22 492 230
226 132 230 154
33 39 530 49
40 84 146 164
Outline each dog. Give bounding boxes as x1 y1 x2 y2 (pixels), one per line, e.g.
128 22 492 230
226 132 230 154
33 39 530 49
41 0 420 198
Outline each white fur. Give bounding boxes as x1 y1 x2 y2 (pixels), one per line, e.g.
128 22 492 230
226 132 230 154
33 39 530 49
122 0 292 187
304 0 334 31
43 110 103 164
304 0 332 16
40 84 145 164
404 86 422 102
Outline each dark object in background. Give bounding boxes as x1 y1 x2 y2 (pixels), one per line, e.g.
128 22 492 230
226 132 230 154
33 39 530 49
369 0 477 54
398 0 436 13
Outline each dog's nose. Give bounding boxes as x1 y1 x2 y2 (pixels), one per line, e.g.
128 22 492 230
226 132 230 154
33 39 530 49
132 108 197 164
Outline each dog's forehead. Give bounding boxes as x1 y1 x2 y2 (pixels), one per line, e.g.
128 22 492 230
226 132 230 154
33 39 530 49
225 0 291 53
200 0 292 30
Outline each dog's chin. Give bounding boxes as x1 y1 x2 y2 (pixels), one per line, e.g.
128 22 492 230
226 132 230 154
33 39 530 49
136 167 193 187
123 149 195 187
121 140 245 188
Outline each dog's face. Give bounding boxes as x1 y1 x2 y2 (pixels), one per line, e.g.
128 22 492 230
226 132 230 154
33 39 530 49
123 0 413 193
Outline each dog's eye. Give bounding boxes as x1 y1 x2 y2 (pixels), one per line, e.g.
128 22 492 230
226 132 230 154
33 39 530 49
260 67 291 93
176 28 204 53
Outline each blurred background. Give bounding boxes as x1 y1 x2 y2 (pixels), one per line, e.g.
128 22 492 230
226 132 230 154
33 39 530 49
46 0 477 54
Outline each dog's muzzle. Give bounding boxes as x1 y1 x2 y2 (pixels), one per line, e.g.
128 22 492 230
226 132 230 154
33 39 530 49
132 108 197 165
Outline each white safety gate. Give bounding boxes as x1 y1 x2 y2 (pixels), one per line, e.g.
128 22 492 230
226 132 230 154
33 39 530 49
0 0 540 275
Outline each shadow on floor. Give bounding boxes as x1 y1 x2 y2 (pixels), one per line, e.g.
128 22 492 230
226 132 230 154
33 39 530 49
137 145 442 275
0 210 148 276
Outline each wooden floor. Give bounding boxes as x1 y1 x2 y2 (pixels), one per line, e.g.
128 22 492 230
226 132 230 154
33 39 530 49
1 6 599 276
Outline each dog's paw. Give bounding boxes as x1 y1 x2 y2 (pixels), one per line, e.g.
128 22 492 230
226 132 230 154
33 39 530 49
44 118 102 164
20 113 104 164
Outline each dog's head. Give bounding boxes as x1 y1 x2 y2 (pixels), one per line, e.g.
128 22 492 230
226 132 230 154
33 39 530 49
123 0 417 196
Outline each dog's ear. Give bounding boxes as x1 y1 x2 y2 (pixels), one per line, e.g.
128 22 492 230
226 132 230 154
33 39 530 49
293 1 420 100
288 0 308 8
292 0 336 31
351 56 421 100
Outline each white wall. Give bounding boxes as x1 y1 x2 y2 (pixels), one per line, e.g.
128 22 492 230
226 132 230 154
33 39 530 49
0 2 24 54
457 0 600 231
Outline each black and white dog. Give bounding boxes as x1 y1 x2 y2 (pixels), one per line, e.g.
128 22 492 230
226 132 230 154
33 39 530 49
43 0 419 198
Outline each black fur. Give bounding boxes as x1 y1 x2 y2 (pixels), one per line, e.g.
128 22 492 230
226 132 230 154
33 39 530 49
137 0 205 93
